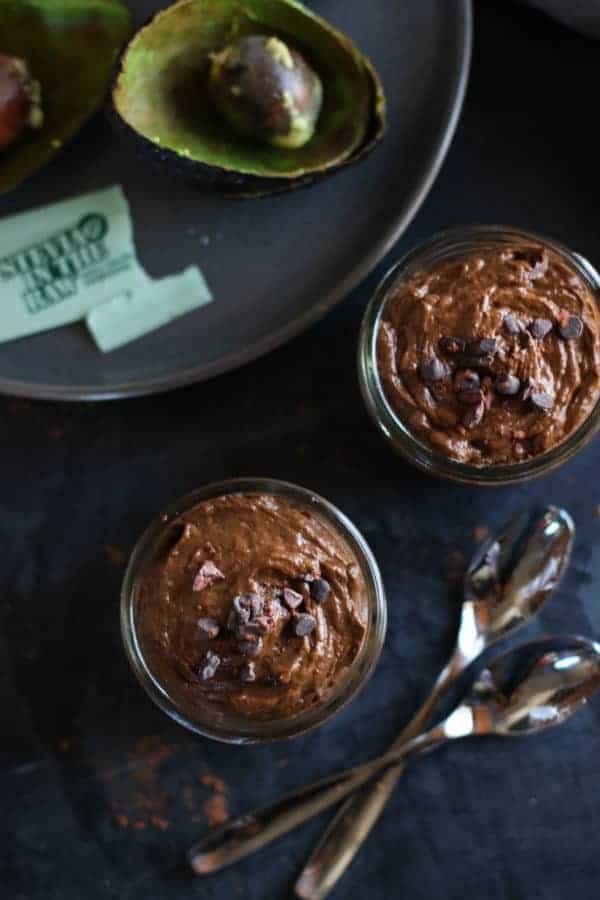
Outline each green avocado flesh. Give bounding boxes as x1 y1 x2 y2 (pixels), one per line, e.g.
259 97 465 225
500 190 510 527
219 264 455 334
0 0 132 194
113 0 381 180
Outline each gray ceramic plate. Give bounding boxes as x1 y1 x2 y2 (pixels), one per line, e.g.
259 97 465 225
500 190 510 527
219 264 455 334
0 0 472 400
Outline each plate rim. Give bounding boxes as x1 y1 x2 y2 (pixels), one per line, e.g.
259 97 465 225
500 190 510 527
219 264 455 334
0 0 473 402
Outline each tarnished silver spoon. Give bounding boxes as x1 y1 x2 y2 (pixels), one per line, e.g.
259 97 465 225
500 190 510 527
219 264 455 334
189 635 600 876
188 506 574 877
293 504 574 898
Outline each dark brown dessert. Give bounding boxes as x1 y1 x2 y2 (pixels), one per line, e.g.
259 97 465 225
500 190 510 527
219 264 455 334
377 243 600 465
135 493 367 722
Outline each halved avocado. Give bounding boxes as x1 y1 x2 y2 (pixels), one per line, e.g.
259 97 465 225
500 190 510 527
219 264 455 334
111 0 386 196
0 0 132 195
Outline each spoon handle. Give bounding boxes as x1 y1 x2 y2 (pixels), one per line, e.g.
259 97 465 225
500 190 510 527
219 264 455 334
189 721 450 876
293 648 467 900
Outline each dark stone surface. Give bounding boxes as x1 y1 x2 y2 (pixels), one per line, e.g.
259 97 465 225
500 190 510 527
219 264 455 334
2 3 600 899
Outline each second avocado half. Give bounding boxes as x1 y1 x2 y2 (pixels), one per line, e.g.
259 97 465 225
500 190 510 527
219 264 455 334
111 0 386 196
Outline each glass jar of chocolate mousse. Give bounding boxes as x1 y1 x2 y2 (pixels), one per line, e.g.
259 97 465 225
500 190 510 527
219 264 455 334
358 226 600 485
121 478 386 744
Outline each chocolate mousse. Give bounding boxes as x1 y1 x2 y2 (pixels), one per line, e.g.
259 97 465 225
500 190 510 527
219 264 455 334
377 243 600 465
135 493 367 722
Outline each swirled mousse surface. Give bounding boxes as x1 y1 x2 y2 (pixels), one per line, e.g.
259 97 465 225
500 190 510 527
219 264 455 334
135 493 367 722
377 243 600 465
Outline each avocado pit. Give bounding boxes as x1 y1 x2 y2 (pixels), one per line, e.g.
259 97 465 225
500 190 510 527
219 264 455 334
209 35 322 149
0 53 43 151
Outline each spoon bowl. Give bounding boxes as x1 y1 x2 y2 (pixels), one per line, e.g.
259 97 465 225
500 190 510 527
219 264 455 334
476 636 600 737
460 506 574 657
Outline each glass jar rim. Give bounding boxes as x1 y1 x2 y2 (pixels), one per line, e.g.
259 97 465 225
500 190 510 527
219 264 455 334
358 225 600 486
121 477 387 744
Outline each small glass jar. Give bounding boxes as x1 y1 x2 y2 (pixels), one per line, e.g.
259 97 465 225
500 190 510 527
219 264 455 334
121 478 387 744
358 225 600 486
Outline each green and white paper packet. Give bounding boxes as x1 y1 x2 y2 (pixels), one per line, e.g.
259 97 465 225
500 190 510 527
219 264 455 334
87 266 213 353
0 185 150 343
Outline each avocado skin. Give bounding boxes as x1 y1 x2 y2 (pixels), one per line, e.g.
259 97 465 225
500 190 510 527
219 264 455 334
109 92 384 198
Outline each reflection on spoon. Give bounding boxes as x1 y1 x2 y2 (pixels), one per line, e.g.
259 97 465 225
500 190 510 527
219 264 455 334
189 634 598 878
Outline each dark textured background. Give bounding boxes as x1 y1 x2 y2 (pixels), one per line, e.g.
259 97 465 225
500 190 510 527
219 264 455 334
2 2 600 898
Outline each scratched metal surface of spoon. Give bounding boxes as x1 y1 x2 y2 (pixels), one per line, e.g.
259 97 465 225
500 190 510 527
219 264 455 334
188 505 574 877
189 634 600 877
293 503 575 899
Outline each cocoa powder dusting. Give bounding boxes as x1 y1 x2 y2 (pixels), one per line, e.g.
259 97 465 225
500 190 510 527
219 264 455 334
199 773 229 827
99 735 230 833
199 773 226 793
203 793 229 828
102 736 173 831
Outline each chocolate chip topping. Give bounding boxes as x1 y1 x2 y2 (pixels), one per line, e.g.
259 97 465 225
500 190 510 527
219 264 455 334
558 311 583 340
239 636 263 657
282 587 303 610
495 373 520 396
232 594 251 622
456 354 495 370
240 618 268 637
294 613 317 637
521 378 534 402
513 248 548 279
454 369 480 393
481 376 495 410
462 400 485 429
228 592 271 642
466 337 497 357
529 391 554 413
439 336 466 353
240 661 256 683
193 560 225 592
528 318 553 340
235 593 262 618
310 578 331 604
197 617 220 640
418 357 447 383
503 314 522 335
201 650 221 681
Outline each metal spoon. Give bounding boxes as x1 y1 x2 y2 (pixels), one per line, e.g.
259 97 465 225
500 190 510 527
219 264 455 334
189 635 600 876
292 505 574 899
